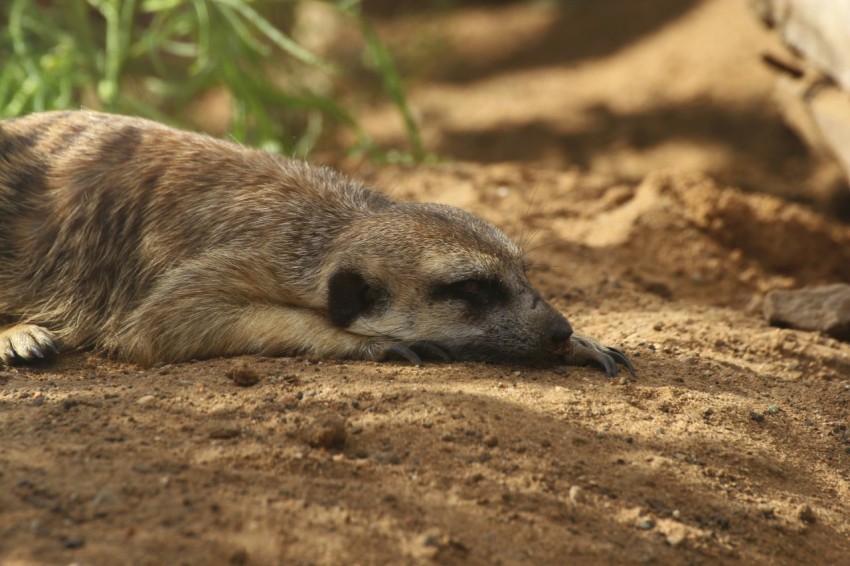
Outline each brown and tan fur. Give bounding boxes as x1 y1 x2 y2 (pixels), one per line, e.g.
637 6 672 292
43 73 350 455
0 110 632 375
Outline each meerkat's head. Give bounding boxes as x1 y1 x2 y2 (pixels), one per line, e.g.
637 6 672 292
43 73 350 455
324 203 572 363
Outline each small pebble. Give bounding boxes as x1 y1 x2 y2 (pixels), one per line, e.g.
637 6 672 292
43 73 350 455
665 523 687 547
230 548 249 565
137 395 156 405
62 537 85 549
304 415 347 449
372 451 400 465
637 518 655 530
209 427 241 440
750 411 765 424
226 361 260 387
279 394 298 409
797 505 817 524
568 485 585 505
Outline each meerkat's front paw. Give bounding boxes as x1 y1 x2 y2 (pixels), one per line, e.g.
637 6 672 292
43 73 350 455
0 324 59 364
562 334 635 378
379 341 453 366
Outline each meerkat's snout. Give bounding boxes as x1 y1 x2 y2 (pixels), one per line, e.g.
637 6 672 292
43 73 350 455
549 317 573 348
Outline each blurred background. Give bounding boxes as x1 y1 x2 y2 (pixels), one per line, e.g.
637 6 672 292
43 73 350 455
2 0 849 216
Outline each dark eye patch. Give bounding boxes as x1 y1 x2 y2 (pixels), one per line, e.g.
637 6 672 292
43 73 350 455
327 269 388 328
431 278 507 309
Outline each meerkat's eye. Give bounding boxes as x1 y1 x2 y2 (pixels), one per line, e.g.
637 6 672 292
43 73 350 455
432 278 506 309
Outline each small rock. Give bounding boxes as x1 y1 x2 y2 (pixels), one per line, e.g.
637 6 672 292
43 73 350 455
568 485 585 505
411 530 444 560
750 411 765 424
372 451 400 465
209 427 241 440
226 361 260 387
304 415 347 449
483 435 499 448
279 394 298 409
763 284 850 341
92 488 115 507
797 504 817 524
664 522 688 546
62 536 85 549
229 548 249 565
637 518 655 530
136 395 156 405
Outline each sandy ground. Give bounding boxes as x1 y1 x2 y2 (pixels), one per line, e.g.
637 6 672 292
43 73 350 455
2 0 850 564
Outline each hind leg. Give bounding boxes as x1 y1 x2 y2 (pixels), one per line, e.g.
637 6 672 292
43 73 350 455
0 324 59 364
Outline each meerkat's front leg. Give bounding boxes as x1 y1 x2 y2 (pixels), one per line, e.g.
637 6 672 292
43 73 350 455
110 255 387 366
115 298 386 367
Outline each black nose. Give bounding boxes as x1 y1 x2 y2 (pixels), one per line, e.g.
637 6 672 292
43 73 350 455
551 318 573 346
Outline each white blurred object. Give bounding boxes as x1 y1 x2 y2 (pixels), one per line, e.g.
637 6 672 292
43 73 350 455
751 0 850 185
752 0 850 90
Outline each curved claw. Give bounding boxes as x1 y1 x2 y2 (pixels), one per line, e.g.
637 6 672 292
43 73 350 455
381 343 423 366
28 345 45 359
606 346 636 377
2 339 16 365
409 341 453 363
565 334 635 378
45 339 60 355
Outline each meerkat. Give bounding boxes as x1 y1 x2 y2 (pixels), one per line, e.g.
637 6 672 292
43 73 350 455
0 110 633 376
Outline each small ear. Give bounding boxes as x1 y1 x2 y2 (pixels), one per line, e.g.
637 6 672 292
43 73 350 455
328 269 382 328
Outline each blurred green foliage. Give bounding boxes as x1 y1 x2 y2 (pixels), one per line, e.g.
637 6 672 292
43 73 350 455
0 0 423 158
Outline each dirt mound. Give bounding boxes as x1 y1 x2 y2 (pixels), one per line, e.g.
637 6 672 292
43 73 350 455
361 164 850 307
